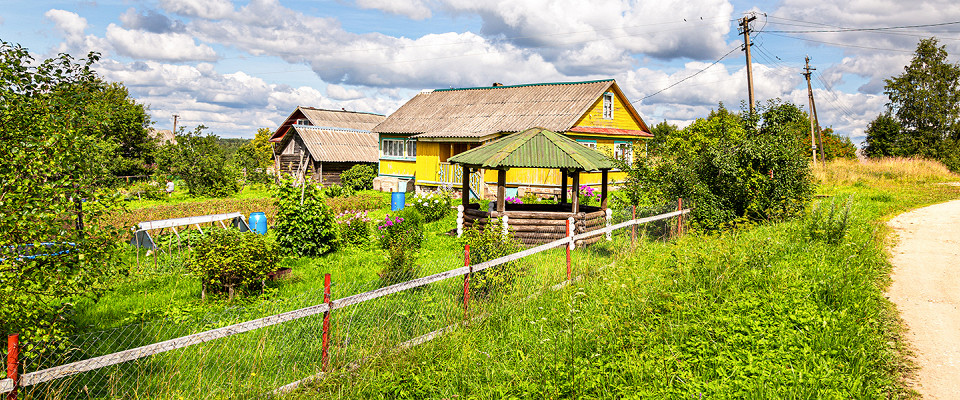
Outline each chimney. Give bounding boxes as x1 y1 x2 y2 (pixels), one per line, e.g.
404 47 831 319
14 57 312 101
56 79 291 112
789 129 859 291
492 82 503 87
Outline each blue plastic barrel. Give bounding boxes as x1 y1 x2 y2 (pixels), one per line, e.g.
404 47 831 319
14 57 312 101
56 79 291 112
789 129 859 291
391 192 406 211
249 212 268 235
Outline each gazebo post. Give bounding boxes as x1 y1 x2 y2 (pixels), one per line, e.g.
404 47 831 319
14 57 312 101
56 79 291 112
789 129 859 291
600 169 609 210
496 169 507 213
560 170 568 204
461 166 471 207
571 171 580 213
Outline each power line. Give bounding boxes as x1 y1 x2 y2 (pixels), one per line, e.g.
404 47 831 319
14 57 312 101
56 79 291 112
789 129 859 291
763 32 916 53
763 20 960 34
634 46 741 102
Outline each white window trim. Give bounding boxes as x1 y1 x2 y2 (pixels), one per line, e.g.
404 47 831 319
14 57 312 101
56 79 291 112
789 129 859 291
381 138 417 160
576 139 597 149
614 141 633 165
602 93 614 120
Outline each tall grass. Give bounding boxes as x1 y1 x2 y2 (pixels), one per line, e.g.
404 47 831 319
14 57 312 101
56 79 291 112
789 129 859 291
815 157 959 186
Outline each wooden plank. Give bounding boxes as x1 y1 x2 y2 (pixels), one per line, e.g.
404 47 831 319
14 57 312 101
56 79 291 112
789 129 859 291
136 213 244 231
15 302 331 388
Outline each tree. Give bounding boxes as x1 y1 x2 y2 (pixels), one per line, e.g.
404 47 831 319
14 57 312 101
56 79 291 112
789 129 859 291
156 125 241 197
1 41 124 355
863 113 904 158
880 37 960 158
235 128 274 184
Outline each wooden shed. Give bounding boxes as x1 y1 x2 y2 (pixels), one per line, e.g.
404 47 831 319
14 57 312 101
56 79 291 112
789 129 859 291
269 107 385 184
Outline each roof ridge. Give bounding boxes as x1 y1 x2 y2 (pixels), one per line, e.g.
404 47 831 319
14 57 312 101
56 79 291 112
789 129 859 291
298 106 385 117
486 128 542 166
433 79 614 93
543 130 600 171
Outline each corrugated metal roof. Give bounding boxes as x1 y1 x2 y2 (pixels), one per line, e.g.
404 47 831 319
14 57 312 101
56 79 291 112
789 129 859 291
447 127 614 171
295 126 378 163
374 80 615 138
270 107 385 142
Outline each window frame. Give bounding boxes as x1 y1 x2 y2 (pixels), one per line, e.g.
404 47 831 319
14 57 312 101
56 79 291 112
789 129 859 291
576 139 597 149
614 141 633 165
380 138 417 160
602 92 614 120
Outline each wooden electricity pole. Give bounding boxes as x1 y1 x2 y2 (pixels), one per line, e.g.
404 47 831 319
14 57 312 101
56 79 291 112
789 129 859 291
740 15 757 115
172 114 180 133
802 56 825 164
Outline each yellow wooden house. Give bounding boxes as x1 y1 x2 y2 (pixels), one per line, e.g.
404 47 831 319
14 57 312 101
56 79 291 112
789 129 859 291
372 79 652 197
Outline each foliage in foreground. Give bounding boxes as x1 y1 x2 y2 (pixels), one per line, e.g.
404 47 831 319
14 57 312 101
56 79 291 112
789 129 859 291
0 40 126 360
376 208 425 285
274 179 338 257
340 164 378 192
458 218 524 297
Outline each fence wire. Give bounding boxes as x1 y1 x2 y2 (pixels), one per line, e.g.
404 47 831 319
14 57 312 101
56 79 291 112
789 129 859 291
6 202 686 399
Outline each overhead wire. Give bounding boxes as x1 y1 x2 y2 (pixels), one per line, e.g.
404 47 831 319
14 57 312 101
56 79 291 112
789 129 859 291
631 45 740 103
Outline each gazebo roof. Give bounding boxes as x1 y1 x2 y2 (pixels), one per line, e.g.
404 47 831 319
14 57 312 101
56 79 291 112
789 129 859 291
447 127 614 171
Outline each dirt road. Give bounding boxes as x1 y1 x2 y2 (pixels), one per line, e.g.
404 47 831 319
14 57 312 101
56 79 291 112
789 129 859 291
887 200 960 399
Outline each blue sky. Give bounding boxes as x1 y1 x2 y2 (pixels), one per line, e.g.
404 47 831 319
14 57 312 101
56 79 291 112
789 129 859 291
2 0 960 144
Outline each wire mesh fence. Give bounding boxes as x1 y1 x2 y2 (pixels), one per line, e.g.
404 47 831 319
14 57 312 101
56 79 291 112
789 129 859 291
4 202 687 399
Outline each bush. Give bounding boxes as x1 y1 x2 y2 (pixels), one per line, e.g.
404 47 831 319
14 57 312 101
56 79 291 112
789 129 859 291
126 179 166 201
323 184 352 198
412 190 452 222
804 197 852 244
459 218 524 297
336 210 372 247
274 178 338 257
186 228 279 299
376 209 424 286
341 164 377 191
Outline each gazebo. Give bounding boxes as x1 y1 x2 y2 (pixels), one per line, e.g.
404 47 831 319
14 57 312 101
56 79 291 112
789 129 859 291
449 127 614 245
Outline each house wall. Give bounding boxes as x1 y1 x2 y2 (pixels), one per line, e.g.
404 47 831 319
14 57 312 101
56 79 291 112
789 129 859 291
572 90 645 131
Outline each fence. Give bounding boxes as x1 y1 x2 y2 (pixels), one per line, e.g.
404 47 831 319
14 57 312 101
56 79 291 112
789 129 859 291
2 202 689 399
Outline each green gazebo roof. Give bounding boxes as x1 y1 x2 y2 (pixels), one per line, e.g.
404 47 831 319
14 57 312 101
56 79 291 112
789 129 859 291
447 127 614 171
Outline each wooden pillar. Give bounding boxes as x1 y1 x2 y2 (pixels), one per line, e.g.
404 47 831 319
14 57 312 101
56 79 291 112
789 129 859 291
496 169 507 213
560 170 568 204
571 171 580 213
461 166 470 207
600 169 609 209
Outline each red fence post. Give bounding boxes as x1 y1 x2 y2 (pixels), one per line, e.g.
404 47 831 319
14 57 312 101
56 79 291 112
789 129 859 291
462 245 471 314
565 218 572 282
631 205 636 245
6 334 18 400
676 198 683 237
321 274 331 372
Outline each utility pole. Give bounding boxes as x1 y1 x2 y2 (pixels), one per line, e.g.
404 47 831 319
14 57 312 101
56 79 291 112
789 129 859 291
739 14 757 115
172 114 180 134
802 56 825 164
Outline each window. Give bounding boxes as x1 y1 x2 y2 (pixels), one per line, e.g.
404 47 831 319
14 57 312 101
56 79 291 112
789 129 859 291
381 138 416 159
614 142 633 165
406 140 417 157
295 118 311 126
602 93 614 120
577 140 597 149
382 139 404 157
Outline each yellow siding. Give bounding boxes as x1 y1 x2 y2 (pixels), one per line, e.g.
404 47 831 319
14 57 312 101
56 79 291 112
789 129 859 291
482 169 627 188
414 142 441 185
379 159 416 177
572 91 644 131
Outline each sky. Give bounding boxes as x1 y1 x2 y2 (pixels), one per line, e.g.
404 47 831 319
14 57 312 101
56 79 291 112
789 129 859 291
2 0 960 145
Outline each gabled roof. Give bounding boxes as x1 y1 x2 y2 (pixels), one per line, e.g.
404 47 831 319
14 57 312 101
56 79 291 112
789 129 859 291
269 107 385 142
372 79 650 139
447 127 614 171
292 126 378 163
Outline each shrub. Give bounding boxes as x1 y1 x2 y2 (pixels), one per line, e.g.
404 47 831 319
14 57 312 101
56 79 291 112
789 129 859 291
126 179 166 201
186 228 279 299
341 164 377 191
377 208 424 250
336 210 372 247
323 184 352 198
459 218 524 297
804 197 852 244
505 196 523 204
412 190 452 222
376 209 424 286
274 179 338 257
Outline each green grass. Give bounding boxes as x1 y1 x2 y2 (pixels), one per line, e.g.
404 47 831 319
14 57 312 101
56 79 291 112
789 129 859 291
282 159 960 399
